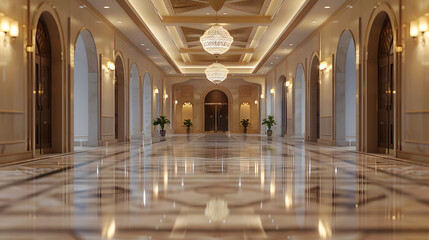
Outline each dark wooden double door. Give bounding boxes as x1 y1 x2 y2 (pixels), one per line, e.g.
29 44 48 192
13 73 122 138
378 18 394 151
205 104 228 132
35 19 52 154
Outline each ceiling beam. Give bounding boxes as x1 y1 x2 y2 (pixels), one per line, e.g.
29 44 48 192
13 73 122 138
253 0 318 73
179 48 255 54
115 0 181 73
162 16 272 25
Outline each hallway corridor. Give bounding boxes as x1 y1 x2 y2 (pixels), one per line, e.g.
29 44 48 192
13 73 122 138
0 135 428 239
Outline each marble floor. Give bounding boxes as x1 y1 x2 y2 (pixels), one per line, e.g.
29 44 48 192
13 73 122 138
1 135 429 239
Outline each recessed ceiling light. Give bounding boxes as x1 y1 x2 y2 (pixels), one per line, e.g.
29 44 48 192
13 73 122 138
283 48 288 51
223 12 227 15
96 20 102 24
275 56 279 59
164 67 167 70
312 20 317 24
154 57 157 59
333 20 339 24
146 48 150 51
140 43 145 46
104 5 110 9
79 5 86 8
289 43 293 46
324 5 331 9
205 12 210 15
347 5 353 8
117 21 122 24
270 62 274 65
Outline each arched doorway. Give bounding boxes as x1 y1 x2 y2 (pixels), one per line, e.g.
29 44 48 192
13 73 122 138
34 13 63 154
143 72 152 138
294 64 305 138
129 64 141 139
366 11 395 153
279 75 287 137
204 90 228 132
308 55 320 142
335 30 356 147
73 30 99 148
115 56 125 142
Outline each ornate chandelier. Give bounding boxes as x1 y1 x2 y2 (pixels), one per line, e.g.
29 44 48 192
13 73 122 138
205 62 229 84
200 25 233 55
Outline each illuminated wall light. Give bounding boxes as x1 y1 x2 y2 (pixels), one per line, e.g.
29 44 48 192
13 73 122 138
320 61 328 71
410 21 419 38
9 21 18 38
255 100 258 105
174 100 178 104
395 45 403 53
260 94 264 99
26 45 34 53
270 88 275 94
285 80 291 88
164 94 168 99
1 17 10 33
107 61 115 71
419 17 428 33
154 88 159 94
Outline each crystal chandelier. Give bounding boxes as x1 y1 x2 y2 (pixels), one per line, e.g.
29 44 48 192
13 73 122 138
205 62 229 84
200 25 233 55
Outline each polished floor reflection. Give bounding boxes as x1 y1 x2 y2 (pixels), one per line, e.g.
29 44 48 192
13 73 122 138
0 134 429 239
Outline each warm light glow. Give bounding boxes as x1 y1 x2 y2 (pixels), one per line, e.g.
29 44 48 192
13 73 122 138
164 94 168 99
107 61 115 71
255 100 258 104
260 94 264 99
270 88 275 94
419 17 428 32
285 80 291 88
1 17 9 33
205 62 229 84
320 61 328 70
154 88 159 94
410 21 419 37
285 195 292 209
10 21 18 38
26 45 34 53
395 45 403 53
200 25 234 55
175 100 178 104
204 199 230 222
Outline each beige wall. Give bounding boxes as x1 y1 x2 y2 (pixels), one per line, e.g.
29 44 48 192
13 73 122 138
0 0 164 162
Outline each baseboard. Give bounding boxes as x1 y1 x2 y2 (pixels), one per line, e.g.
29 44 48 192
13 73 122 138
397 150 429 163
0 151 33 165
317 138 335 146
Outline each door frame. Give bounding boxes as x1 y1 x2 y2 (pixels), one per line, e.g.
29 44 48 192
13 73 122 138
201 86 233 134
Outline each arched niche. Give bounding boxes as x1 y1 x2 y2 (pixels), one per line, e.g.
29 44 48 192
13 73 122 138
143 72 153 138
129 64 141 139
73 29 99 148
240 101 251 122
114 55 126 142
181 102 193 125
335 30 356 147
294 64 305 138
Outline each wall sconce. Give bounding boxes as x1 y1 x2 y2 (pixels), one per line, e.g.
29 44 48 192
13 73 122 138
319 61 328 71
410 21 419 38
255 100 258 105
164 94 168 99
260 94 264 99
154 88 159 94
1 17 10 33
107 61 115 71
26 45 34 53
285 80 291 88
270 88 275 94
419 16 428 34
10 21 18 38
175 100 178 104
395 45 403 53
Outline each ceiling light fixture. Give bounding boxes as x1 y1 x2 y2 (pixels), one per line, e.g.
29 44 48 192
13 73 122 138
205 62 229 85
200 25 233 55
324 6 331 9
103 5 110 9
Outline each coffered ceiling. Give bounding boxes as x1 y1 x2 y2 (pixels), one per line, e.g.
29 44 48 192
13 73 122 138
85 0 350 76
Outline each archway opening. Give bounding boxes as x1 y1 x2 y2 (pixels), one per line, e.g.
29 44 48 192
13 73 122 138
366 12 395 153
309 56 320 142
335 31 356 147
114 56 125 142
129 64 141 139
73 30 99 149
294 64 305 138
34 12 63 154
143 72 152 138
204 90 228 132
278 75 287 137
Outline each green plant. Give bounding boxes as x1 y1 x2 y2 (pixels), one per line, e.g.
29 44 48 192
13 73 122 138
262 115 276 130
183 119 193 131
153 116 170 130
240 119 250 129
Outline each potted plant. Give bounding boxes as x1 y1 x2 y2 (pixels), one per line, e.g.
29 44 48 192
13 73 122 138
153 116 170 137
262 115 276 137
240 119 250 133
183 119 193 134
